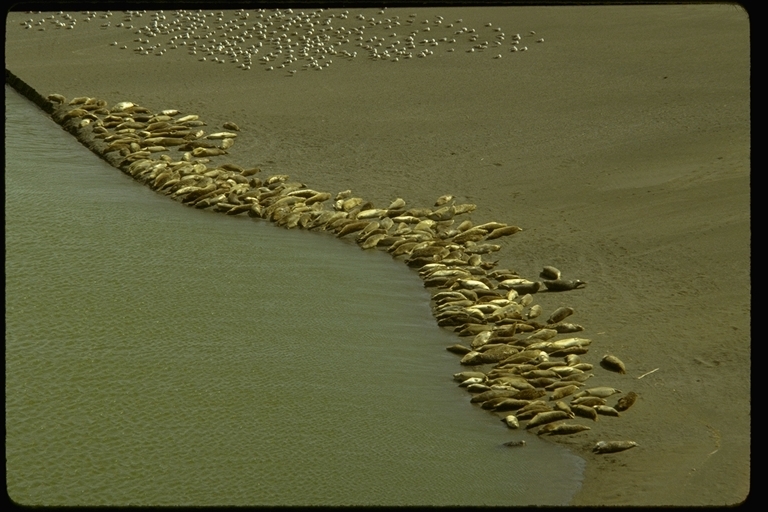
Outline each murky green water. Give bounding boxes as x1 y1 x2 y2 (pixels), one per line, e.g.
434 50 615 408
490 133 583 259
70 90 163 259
5 85 584 506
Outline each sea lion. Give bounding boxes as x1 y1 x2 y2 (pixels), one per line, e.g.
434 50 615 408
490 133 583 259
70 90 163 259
550 384 580 400
550 366 584 378
222 121 240 131
512 388 546 401
571 396 606 407
48 93 67 104
470 331 493 350
565 354 581 366
573 387 622 399
543 279 587 292
503 440 526 447
553 400 574 417
428 205 456 221
485 225 523 240
497 278 534 290
446 344 473 355
593 440 638 454
192 147 228 157
206 132 237 140
482 397 519 410
516 406 553 421
464 243 502 255
176 114 199 123
527 304 543 320
305 192 331 206
538 423 591 436
509 281 542 295
526 328 558 341
453 371 486 382
516 399 549 414
522 369 558 380
594 405 621 417
466 383 492 393
470 389 520 404
458 377 485 387
548 346 591 358
492 398 532 411
361 233 389 249
552 322 585 333
571 404 599 421
601 354 627 374
525 410 570 429
454 203 477 215
110 101 135 112
615 391 639 412
548 306 575 324
526 377 557 388
540 266 561 280
547 337 592 351
336 220 370 237
502 415 520 429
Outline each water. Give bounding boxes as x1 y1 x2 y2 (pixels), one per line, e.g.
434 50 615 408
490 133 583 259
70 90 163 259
5 85 584 506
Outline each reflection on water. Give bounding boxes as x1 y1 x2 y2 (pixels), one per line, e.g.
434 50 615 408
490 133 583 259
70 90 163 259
5 85 584 506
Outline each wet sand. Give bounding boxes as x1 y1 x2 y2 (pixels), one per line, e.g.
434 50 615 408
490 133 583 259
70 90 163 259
5 5 750 505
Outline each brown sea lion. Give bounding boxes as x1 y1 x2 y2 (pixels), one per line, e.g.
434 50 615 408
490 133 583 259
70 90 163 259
615 391 639 412
543 279 587 292
601 354 627 374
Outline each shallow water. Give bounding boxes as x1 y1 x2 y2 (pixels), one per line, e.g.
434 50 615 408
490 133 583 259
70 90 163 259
5 85 584 506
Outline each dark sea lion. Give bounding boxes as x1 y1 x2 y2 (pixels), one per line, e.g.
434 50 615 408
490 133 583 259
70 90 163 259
548 306 575 324
509 281 542 294
543 279 587 292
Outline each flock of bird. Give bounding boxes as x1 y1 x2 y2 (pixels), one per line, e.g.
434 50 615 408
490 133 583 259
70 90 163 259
16 8 545 75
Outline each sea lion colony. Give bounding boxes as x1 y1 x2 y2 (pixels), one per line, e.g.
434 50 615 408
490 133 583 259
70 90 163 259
46 94 637 455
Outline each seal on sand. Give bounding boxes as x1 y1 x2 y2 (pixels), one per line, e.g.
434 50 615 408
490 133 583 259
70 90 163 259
539 266 561 280
615 391 639 412
593 440 638 454
600 354 627 374
543 279 587 291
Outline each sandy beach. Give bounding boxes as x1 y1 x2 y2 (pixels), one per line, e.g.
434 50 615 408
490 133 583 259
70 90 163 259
6 4 750 505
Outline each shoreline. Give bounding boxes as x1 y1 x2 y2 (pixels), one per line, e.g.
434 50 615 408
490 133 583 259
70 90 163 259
5 6 750 505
